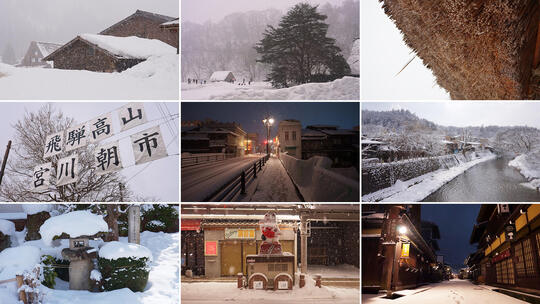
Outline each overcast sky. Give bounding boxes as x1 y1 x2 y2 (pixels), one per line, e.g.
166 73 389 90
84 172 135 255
360 0 449 100
0 102 179 202
0 0 178 57
181 0 350 23
362 102 540 128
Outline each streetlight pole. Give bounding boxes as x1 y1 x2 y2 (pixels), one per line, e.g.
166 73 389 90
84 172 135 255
262 116 274 156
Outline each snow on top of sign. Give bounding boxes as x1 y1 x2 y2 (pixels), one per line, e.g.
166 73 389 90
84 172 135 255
39 210 108 246
0 246 41 280
0 219 15 236
99 241 153 261
210 71 233 81
22 204 52 215
80 34 176 60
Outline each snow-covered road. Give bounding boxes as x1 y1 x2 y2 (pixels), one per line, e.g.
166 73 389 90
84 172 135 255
181 155 263 201
363 280 527 304
241 156 302 202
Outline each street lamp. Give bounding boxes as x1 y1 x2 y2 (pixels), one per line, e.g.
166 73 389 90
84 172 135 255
397 225 407 235
262 116 274 155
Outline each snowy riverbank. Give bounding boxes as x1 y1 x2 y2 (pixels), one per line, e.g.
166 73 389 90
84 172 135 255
508 153 540 190
0 54 179 100
362 152 496 202
181 76 359 100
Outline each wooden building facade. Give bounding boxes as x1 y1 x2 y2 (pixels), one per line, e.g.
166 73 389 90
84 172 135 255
19 41 62 68
100 10 178 48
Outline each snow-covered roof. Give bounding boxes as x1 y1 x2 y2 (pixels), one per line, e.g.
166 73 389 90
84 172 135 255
79 34 176 59
467 142 482 145
99 241 153 261
210 71 234 81
36 42 62 57
182 214 300 221
320 129 355 136
441 140 455 144
161 18 179 26
0 246 41 280
22 204 52 215
39 210 109 246
100 10 176 34
0 219 15 236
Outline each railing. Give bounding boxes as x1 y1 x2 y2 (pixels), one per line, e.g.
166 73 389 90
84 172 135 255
181 153 235 168
203 154 270 202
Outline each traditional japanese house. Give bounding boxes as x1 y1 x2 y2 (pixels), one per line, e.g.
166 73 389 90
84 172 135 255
301 125 359 169
379 0 540 99
19 41 62 68
210 71 236 83
181 204 359 280
160 18 179 53
469 204 540 295
43 34 176 73
362 204 443 293
100 10 178 48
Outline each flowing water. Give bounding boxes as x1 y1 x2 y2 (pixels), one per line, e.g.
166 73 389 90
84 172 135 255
423 157 540 202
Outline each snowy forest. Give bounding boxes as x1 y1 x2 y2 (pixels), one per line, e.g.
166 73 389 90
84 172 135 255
181 0 359 82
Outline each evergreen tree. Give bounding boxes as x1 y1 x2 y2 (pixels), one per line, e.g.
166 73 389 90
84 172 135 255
2 44 17 65
255 3 350 88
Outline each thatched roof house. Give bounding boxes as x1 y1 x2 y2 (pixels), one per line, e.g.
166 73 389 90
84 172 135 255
19 41 62 68
380 0 540 99
100 10 178 48
210 71 236 83
43 34 176 73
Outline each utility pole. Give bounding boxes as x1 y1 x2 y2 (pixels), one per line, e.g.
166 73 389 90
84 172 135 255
0 140 12 187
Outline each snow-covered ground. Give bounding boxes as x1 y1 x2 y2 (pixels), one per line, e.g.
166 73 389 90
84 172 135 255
363 279 527 304
306 264 359 279
0 231 179 304
0 54 178 100
508 153 540 190
241 156 302 202
181 76 359 100
363 153 496 202
182 274 359 304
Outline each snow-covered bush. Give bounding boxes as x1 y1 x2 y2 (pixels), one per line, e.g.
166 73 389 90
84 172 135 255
98 241 153 292
40 255 57 288
142 204 178 233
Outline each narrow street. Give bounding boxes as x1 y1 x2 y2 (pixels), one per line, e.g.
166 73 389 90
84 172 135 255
241 155 302 202
363 280 528 304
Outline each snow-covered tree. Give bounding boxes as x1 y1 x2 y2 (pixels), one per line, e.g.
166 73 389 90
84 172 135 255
255 3 350 88
1 44 16 65
0 104 132 202
494 127 540 154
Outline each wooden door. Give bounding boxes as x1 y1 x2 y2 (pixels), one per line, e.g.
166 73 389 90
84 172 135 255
221 241 242 276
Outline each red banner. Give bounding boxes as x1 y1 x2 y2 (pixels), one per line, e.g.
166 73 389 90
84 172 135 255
181 219 201 231
205 241 217 256
492 249 511 263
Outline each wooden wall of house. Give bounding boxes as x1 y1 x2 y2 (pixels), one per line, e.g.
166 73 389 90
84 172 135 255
51 40 117 72
101 15 178 48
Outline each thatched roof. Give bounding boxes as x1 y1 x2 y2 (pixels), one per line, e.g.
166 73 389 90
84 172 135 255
380 0 540 100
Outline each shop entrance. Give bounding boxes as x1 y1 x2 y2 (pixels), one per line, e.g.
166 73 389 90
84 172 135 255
221 240 295 276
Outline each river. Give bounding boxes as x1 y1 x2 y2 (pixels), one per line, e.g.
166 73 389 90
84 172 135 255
423 157 540 202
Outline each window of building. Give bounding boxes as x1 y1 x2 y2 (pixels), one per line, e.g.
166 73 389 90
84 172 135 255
292 131 296 141
515 238 537 278
285 131 289 141
87 47 95 56
496 258 515 284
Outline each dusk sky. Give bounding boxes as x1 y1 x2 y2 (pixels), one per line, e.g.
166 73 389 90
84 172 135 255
422 204 481 271
181 102 359 143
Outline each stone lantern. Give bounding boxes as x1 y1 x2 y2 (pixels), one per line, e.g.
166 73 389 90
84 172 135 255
61 234 100 290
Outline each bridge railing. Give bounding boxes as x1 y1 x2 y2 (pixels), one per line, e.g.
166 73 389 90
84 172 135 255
181 153 235 168
203 154 270 202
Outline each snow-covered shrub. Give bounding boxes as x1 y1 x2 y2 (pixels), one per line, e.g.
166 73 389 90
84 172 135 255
98 241 153 292
40 255 57 288
142 204 178 233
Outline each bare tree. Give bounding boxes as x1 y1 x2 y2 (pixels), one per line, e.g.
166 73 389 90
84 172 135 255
495 127 540 154
0 104 132 202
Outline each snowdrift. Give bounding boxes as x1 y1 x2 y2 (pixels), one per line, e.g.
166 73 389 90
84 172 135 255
280 153 359 202
211 76 359 100
0 54 178 100
509 153 540 190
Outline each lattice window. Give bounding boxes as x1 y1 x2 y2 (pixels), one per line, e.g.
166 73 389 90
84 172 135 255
523 239 536 277
496 259 515 284
515 242 526 276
